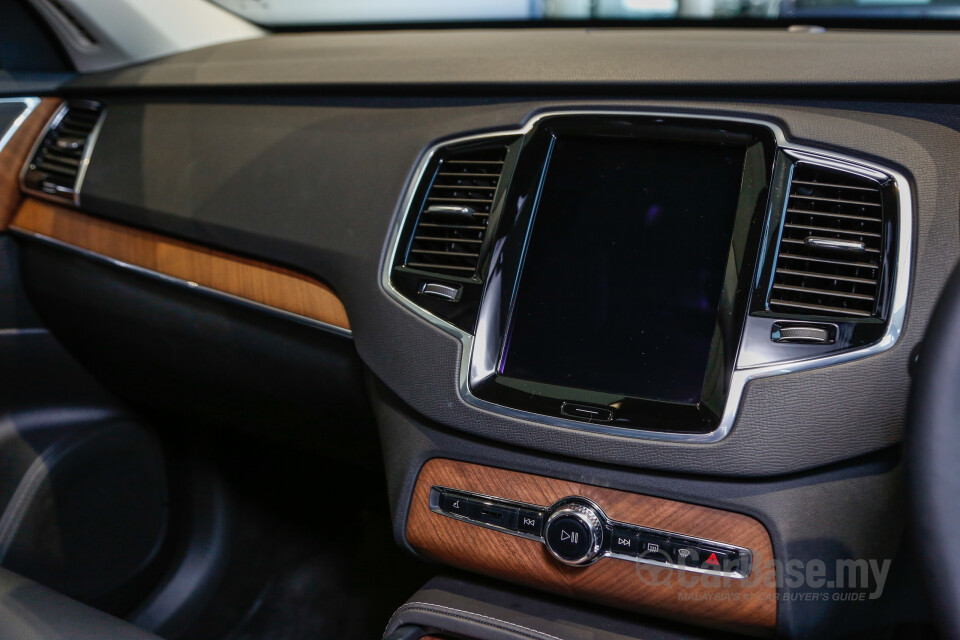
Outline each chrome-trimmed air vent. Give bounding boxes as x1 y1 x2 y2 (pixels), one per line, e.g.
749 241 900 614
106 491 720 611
402 143 509 278
21 101 105 207
768 163 890 319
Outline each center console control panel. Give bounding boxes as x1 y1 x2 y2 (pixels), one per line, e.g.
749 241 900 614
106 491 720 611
430 486 752 578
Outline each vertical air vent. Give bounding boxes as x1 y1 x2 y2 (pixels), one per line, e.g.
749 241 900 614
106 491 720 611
768 164 887 318
403 144 508 277
21 101 104 206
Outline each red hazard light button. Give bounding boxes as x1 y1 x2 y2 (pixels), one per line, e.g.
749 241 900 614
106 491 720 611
699 548 736 572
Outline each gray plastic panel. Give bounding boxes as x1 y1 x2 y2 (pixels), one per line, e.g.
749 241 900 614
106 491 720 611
71 98 960 477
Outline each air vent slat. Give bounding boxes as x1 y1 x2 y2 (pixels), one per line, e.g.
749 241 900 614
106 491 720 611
417 222 487 231
775 268 877 285
405 262 477 273
22 102 104 206
768 299 874 318
788 194 881 208
37 154 81 168
413 236 484 244
783 223 881 239
779 238 880 254
427 197 494 205
790 179 877 192
34 160 78 176
410 249 481 258
777 253 879 270
444 159 504 165
61 113 98 125
56 124 94 137
430 185 498 191
785 208 880 224
772 283 875 302
437 172 499 178
403 143 510 278
768 164 887 319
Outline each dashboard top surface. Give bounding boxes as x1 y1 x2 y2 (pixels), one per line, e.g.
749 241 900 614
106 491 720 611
62 28 960 94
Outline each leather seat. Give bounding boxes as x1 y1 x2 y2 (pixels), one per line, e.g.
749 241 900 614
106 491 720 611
0 567 160 640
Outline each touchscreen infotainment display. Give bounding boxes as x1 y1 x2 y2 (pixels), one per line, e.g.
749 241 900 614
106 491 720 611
498 136 747 404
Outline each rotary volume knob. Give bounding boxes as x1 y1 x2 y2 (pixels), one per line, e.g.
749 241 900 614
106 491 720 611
543 501 603 566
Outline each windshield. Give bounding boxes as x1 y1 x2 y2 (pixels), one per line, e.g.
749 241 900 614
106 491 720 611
208 0 960 26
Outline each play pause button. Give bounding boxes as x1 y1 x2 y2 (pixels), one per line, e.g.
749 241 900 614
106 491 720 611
544 514 592 563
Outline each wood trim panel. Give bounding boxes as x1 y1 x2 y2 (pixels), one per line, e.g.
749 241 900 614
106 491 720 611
0 98 61 230
407 459 776 637
9 198 350 330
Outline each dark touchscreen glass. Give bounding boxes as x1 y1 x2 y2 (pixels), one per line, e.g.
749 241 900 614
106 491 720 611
499 136 746 404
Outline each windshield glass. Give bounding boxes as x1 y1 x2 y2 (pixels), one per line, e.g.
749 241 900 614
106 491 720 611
208 0 960 26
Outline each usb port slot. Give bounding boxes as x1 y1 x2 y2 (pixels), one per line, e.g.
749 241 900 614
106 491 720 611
475 504 519 530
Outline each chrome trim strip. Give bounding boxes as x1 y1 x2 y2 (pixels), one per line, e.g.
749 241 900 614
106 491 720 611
380 109 913 444
0 328 48 337
804 237 866 251
10 228 353 339
73 102 107 207
429 486 751 579
424 204 477 217
0 98 40 154
19 100 106 208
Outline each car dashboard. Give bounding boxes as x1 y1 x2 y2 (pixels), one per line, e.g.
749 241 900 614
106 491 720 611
1 25 956 640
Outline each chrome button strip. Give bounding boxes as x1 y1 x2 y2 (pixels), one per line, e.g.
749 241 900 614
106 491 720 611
429 486 753 579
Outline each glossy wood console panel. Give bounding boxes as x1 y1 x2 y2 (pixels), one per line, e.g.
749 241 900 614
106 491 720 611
0 98 61 230
9 198 350 330
407 459 777 637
